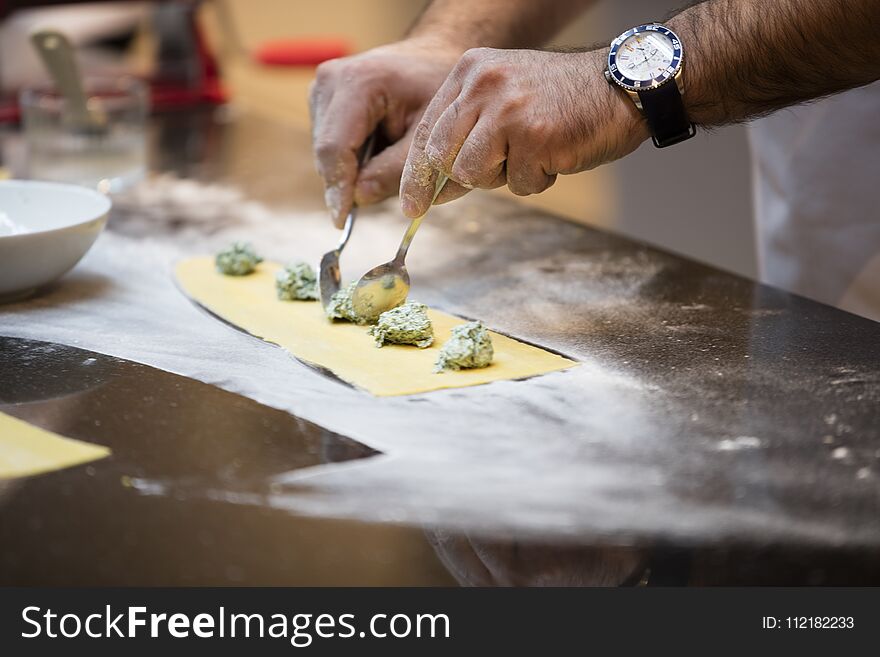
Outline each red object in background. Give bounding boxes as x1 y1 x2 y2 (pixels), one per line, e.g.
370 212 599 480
254 37 351 67
0 104 19 124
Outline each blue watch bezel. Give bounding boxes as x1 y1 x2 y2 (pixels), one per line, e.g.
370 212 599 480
607 24 683 92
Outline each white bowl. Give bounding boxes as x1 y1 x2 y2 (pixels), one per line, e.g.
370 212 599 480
0 180 110 302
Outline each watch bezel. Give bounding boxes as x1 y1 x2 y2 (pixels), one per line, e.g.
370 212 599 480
607 24 683 93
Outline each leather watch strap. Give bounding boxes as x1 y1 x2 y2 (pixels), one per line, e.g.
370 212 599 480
637 81 695 148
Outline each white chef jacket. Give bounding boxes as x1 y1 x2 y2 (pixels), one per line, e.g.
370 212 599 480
748 80 880 322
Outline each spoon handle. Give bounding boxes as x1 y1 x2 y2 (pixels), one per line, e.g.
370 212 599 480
395 174 448 261
336 132 377 251
30 30 93 128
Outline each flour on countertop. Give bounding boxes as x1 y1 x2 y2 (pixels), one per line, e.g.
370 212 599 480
4 175 878 548
716 436 763 451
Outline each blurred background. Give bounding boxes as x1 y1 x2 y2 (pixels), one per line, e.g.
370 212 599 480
0 0 755 277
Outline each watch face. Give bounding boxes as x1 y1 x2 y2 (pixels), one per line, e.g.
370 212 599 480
608 24 683 91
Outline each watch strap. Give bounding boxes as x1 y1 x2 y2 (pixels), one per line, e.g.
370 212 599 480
637 81 695 148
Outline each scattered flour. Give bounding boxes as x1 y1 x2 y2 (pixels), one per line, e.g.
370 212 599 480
716 436 763 451
831 447 851 460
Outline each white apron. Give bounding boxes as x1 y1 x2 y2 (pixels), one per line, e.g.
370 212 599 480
748 81 880 322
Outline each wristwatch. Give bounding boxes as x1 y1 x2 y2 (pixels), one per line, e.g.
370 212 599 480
604 23 695 148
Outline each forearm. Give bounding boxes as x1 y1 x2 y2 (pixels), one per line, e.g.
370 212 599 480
408 0 595 51
668 0 880 125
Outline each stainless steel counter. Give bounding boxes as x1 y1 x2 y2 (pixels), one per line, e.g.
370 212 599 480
2 109 879 585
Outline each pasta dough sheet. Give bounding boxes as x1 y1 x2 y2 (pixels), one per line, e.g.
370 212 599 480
175 257 577 396
0 411 110 479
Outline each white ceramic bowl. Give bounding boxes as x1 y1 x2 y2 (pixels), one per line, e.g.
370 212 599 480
0 180 110 302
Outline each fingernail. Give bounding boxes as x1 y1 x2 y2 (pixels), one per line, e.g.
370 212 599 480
324 185 342 223
400 193 421 218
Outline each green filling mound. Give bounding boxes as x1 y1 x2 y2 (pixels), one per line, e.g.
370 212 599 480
215 242 263 276
276 262 318 300
368 302 434 348
325 282 369 324
434 321 494 372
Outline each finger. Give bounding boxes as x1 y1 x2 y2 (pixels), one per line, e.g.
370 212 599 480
309 60 342 152
312 80 385 227
307 79 320 129
399 71 465 218
505 140 557 196
309 75 354 228
448 117 508 190
307 75 330 134
313 92 371 227
423 97 479 176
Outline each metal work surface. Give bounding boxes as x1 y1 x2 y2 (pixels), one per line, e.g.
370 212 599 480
0 337 431 585
2 110 879 585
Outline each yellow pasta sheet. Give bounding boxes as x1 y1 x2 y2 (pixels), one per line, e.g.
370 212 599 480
176 257 577 396
0 411 110 479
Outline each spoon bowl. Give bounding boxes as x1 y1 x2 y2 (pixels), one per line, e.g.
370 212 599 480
351 174 447 322
318 248 344 306
350 259 410 321
318 134 376 311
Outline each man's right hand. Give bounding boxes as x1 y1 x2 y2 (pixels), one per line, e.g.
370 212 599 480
309 37 466 227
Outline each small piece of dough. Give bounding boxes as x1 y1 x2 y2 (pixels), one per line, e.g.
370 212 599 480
276 261 318 300
435 321 494 372
215 242 263 276
0 411 110 479
369 302 434 348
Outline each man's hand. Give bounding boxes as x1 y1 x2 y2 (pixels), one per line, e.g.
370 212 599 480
309 37 467 227
399 47 649 218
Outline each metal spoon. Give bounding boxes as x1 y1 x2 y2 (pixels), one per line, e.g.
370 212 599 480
318 133 376 311
351 173 448 322
30 29 107 136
